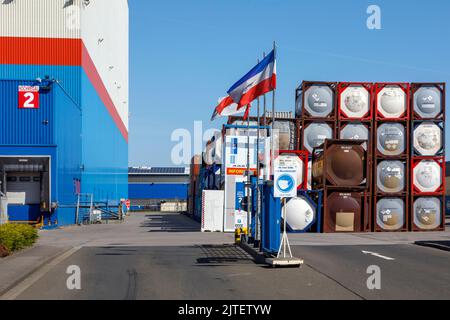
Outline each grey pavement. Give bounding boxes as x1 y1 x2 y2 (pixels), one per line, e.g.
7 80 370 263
1 211 450 300
37 212 234 247
292 244 450 300
16 245 358 300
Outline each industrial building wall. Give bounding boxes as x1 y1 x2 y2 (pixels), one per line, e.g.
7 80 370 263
129 184 189 201
0 0 128 220
0 81 81 226
80 0 129 204
52 83 82 214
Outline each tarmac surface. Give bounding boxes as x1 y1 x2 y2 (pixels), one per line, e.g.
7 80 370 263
1 212 449 300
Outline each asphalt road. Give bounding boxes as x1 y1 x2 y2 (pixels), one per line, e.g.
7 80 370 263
8 212 450 300
292 244 450 300
16 245 359 300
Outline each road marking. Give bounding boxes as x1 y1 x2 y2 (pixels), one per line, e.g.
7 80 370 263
362 250 395 261
0 246 81 300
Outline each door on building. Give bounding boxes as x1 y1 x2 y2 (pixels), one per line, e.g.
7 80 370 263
0 157 50 222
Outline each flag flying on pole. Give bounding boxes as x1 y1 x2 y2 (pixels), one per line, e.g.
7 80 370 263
243 103 251 121
210 96 245 121
227 49 276 108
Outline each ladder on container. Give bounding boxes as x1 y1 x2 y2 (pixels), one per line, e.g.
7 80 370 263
75 193 94 225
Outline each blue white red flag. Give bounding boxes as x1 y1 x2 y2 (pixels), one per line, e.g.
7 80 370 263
227 50 276 108
210 96 244 121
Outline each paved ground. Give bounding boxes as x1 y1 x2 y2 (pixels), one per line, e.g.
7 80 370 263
292 244 450 300
1 212 449 300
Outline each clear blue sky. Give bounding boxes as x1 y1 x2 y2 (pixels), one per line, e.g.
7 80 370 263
129 0 450 167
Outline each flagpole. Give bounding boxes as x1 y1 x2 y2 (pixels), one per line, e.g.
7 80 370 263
255 59 261 244
246 103 251 240
270 41 276 180
263 52 267 127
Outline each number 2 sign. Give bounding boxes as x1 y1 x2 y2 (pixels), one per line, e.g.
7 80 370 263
18 86 40 109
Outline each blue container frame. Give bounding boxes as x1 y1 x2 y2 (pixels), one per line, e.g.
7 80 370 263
286 189 323 233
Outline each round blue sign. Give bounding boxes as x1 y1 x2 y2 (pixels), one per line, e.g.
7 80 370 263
276 174 295 193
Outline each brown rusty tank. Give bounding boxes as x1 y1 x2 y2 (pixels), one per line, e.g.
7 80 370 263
323 191 363 233
312 139 367 189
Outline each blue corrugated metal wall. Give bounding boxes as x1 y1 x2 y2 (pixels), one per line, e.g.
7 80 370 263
129 184 188 200
0 80 82 226
0 65 82 105
0 63 128 225
0 80 54 145
81 71 128 205
53 82 82 225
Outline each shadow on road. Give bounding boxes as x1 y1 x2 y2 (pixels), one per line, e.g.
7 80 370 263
195 244 254 266
140 214 200 233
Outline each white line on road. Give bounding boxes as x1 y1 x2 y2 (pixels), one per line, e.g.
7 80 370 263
362 250 395 261
0 246 81 300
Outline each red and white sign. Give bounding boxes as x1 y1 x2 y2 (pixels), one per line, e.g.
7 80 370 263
18 86 40 109
125 200 131 209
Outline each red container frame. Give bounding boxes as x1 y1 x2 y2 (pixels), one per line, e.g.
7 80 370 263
297 81 338 120
373 195 409 232
337 82 374 121
276 150 309 190
411 157 446 196
410 82 446 121
374 82 410 121
410 195 446 232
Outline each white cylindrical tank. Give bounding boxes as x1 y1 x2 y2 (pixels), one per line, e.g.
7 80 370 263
413 122 443 156
414 86 442 119
376 198 405 231
413 197 442 230
340 85 370 118
377 161 405 193
377 123 406 156
377 86 407 118
413 160 442 193
340 123 369 150
303 123 333 153
283 196 316 232
304 85 334 117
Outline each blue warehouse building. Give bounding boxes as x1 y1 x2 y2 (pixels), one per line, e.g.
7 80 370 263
128 167 189 211
0 1 129 227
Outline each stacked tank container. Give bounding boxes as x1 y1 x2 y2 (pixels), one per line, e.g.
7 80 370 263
410 83 446 231
296 81 337 190
312 139 371 233
373 83 410 232
337 83 374 229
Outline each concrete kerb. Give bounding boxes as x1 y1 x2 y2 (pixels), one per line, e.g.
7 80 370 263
0 246 74 298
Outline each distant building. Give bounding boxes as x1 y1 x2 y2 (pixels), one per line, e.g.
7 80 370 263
128 167 189 211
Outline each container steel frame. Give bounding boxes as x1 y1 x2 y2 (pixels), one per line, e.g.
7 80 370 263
409 83 446 231
312 139 370 190
410 82 446 121
296 81 338 121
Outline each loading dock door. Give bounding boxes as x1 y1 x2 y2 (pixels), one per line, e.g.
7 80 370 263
6 173 41 205
0 157 50 222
